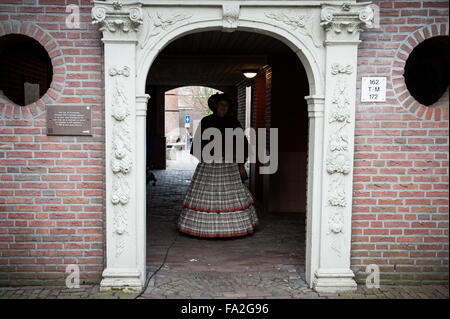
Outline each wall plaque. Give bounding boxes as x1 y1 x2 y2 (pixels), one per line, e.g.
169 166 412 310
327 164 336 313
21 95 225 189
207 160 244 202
361 77 386 102
46 104 92 136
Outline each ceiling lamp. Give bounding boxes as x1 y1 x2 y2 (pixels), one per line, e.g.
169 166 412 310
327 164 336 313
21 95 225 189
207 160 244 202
242 69 258 79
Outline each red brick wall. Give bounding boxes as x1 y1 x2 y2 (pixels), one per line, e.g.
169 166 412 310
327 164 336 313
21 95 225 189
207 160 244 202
0 0 105 286
164 88 180 139
352 0 449 284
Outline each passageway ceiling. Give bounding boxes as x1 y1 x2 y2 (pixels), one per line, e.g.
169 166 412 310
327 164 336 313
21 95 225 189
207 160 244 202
146 30 293 88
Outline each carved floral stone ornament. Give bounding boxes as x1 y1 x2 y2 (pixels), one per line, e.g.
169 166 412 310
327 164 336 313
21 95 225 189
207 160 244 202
140 11 192 50
109 66 130 77
91 1 143 33
328 210 344 234
331 63 352 75
112 1 122 10
264 10 322 47
110 67 131 121
327 208 345 257
328 189 347 208
326 63 353 175
109 65 133 257
325 61 354 257
329 132 349 152
326 153 351 175
320 2 374 34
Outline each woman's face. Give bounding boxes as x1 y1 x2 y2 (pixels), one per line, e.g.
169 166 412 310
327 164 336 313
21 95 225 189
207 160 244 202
215 99 229 117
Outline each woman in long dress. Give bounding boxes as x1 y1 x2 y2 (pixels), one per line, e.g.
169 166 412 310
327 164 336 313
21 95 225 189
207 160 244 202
176 93 259 238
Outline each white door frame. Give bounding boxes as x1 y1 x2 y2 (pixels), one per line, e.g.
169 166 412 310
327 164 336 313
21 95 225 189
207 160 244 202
91 0 375 293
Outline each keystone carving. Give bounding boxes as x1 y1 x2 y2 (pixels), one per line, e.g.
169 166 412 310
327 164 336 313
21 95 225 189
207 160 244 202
222 3 240 31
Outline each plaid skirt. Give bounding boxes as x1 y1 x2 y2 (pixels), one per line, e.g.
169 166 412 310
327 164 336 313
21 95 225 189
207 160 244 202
177 162 259 238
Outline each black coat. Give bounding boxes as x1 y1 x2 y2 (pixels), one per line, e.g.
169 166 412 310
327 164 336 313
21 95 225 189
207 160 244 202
190 113 249 163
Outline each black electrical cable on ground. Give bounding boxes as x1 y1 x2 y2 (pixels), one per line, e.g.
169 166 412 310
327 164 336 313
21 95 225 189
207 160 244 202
134 231 180 299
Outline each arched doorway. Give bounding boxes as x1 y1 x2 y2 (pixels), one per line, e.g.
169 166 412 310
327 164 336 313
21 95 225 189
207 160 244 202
91 0 375 293
143 31 310 297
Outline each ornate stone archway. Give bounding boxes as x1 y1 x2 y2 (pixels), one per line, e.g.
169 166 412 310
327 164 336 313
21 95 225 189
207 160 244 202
91 0 375 293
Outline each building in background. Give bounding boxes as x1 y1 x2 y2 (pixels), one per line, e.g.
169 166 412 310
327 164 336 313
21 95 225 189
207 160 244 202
165 86 219 144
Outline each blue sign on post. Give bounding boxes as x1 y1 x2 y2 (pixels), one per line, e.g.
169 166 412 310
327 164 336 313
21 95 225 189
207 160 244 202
185 115 190 127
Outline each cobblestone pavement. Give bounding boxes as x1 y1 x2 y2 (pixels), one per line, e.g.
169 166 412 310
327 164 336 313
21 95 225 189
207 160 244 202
140 167 448 299
0 283 447 299
0 165 448 299
143 167 308 298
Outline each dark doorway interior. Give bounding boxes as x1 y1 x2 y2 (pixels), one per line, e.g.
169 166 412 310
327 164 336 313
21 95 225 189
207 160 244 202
143 30 310 297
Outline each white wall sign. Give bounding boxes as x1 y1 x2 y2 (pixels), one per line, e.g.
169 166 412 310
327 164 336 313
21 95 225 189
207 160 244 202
361 77 386 102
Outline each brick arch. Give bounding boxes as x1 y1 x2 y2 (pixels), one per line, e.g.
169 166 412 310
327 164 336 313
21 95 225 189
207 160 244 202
0 20 66 119
391 23 449 121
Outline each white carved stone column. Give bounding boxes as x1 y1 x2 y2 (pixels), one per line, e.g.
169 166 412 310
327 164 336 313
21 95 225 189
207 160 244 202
313 2 374 293
135 93 150 289
91 1 145 292
304 95 325 288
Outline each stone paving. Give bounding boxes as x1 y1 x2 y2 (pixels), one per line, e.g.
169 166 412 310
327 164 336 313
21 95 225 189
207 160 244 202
139 167 449 299
143 166 309 298
0 283 448 299
0 161 448 299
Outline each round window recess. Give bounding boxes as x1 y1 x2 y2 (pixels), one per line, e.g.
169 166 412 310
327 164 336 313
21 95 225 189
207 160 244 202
0 34 53 106
403 35 449 107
